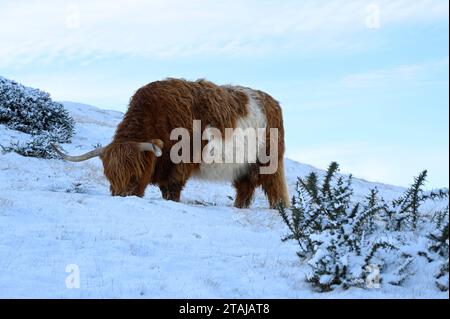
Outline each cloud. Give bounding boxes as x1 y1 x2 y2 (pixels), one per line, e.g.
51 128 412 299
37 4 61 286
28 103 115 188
286 142 449 188
261 57 449 115
0 0 448 67
340 58 449 88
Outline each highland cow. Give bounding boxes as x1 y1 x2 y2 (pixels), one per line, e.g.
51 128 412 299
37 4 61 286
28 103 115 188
52 79 290 208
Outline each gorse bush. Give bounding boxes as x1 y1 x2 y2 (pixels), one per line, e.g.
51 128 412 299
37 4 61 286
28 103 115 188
381 172 448 232
427 206 449 291
278 162 449 292
0 76 74 158
2 132 62 159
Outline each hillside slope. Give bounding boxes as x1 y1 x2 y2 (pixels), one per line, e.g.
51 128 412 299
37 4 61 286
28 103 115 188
0 101 446 298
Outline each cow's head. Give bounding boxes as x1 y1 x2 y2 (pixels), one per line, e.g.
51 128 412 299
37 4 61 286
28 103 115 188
52 140 163 197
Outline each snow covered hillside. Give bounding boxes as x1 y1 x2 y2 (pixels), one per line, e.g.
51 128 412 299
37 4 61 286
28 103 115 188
0 101 447 298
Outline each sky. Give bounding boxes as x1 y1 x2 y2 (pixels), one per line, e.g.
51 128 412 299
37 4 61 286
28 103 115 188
0 0 448 188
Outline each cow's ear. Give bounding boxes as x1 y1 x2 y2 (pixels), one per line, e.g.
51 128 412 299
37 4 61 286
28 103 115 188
137 139 163 157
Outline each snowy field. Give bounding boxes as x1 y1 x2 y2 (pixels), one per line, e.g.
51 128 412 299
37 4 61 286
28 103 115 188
0 101 447 298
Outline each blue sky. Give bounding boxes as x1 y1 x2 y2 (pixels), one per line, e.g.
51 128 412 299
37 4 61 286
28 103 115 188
0 0 448 188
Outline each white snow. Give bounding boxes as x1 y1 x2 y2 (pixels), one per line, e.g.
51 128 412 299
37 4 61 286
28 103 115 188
0 101 447 298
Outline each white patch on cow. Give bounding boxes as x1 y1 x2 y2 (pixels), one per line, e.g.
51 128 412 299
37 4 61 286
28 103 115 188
194 87 268 182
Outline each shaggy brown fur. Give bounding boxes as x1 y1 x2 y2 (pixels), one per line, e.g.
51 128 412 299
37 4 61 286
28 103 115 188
99 78 290 208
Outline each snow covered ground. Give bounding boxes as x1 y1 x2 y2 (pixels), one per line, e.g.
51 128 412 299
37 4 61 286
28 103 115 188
0 101 447 298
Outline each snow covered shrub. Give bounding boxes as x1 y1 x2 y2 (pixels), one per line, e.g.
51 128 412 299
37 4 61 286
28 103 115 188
427 206 449 291
435 260 449 292
278 162 387 291
278 162 448 292
1 132 62 159
381 171 448 231
381 172 449 291
0 76 74 158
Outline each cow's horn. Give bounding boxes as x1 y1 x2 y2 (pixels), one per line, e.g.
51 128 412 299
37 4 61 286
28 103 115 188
137 142 162 157
51 143 104 162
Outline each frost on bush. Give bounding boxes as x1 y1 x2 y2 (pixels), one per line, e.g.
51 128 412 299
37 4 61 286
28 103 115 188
435 260 449 292
0 76 74 158
1 132 62 159
278 162 449 292
428 206 449 291
381 172 448 232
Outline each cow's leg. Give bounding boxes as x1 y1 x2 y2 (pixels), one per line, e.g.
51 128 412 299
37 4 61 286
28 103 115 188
159 164 191 202
159 180 185 201
233 171 258 209
159 184 169 200
259 160 290 209
159 182 184 201
166 182 184 202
